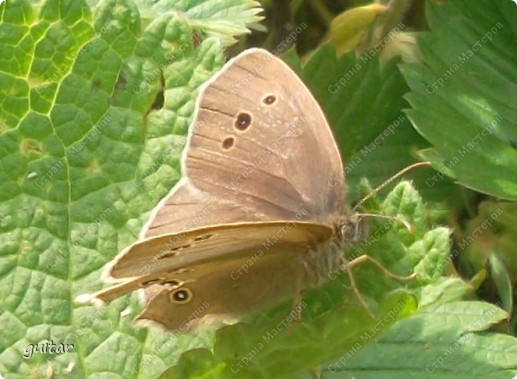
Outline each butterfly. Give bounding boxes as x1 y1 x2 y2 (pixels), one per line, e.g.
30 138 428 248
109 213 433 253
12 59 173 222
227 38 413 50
79 48 361 331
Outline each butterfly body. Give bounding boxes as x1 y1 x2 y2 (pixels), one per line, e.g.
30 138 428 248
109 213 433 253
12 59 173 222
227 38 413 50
84 48 352 331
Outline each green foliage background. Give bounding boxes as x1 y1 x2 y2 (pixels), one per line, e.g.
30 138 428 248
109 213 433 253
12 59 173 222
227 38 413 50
0 0 516 378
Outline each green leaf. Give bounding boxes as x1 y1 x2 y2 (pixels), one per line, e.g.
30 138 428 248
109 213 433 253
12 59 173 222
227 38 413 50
417 277 473 309
401 0 517 200
0 0 261 378
348 181 452 306
323 301 516 379
161 348 225 379
168 293 418 379
136 0 264 44
411 227 450 281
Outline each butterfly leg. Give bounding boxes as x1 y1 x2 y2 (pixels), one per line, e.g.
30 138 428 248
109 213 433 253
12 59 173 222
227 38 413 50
290 268 305 323
343 254 417 319
341 257 376 319
348 255 417 282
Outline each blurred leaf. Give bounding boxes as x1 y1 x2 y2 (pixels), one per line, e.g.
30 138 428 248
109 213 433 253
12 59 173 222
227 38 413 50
325 3 387 55
489 253 513 313
454 200 516 316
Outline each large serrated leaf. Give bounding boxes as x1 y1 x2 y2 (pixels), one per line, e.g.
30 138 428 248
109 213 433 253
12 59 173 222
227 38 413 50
301 45 446 203
401 0 517 200
0 1 261 378
323 301 516 379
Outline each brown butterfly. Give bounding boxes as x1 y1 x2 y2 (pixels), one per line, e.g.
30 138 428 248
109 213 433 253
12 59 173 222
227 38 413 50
79 48 357 331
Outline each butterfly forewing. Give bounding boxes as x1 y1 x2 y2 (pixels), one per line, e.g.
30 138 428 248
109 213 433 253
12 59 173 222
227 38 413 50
184 48 345 222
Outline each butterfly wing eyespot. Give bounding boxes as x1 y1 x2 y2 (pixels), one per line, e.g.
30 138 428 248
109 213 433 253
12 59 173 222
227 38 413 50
235 112 252 131
222 136 235 149
262 94 276 105
169 288 192 304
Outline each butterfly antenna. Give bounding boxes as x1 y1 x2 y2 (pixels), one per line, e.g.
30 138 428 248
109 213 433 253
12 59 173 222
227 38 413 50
354 212 413 231
352 161 432 212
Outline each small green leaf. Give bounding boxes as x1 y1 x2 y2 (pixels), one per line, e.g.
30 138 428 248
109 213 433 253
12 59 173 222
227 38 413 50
411 227 450 281
160 348 225 379
417 278 473 309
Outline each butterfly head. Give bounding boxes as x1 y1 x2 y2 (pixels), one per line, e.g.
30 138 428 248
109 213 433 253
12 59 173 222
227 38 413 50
334 214 367 248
